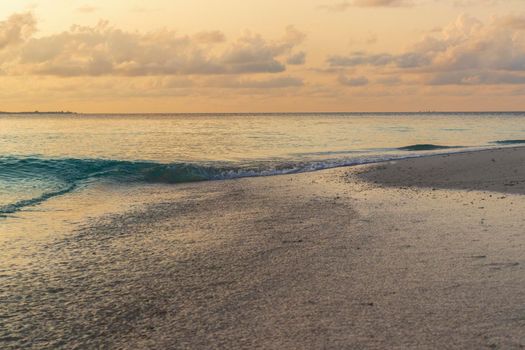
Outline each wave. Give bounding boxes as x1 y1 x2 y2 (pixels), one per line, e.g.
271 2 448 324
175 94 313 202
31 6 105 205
4 156 375 215
492 139 525 145
0 144 483 215
0 185 77 216
397 144 461 151
2 154 412 215
0 157 228 215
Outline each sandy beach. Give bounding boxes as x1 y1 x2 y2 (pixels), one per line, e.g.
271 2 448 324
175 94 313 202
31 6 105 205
4 1 525 348
3 147 525 349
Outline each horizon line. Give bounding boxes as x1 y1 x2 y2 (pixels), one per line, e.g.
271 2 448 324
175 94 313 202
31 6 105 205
3 110 525 115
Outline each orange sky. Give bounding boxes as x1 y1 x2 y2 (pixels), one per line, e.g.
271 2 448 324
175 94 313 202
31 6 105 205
1 0 525 112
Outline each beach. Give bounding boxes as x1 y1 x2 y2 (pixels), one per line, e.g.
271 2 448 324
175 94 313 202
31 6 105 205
4 0 525 347
2 147 525 349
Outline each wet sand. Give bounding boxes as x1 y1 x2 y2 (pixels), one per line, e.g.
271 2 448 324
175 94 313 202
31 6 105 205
2 147 525 349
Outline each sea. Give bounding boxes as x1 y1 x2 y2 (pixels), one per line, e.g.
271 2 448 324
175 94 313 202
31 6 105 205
2 112 525 221
2 112 525 348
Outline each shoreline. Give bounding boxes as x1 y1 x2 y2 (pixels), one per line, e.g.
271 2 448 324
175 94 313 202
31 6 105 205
2 144 521 218
2 147 525 349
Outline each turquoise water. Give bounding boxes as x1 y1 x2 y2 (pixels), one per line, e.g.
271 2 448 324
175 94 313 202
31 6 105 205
1 112 525 216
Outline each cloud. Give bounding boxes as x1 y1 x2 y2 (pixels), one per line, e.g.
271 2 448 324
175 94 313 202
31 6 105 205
494 15 525 30
287 51 306 65
425 15 525 72
320 0 413 11
376 76 402 85
193 31 226 44
320 0 518 12
328 51 429 68
1 14 305 77
328 14 525 85
338 74 369 86
220 31 294 74
207 76 304 89
328 52 392 67
428 71 525 85
0 12 36 50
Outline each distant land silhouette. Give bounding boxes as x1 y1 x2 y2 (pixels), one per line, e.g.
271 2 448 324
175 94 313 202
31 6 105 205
0 111 77 115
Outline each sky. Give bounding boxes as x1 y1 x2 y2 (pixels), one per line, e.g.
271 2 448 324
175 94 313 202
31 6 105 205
1 0 525 112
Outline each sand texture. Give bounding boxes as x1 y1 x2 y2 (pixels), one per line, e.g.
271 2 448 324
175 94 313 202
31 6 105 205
2 147 525 349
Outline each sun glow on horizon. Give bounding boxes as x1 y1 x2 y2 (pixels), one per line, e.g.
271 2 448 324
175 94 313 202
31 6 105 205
1 0 525 112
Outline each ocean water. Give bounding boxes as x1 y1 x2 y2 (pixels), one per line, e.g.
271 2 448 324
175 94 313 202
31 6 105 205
1 112 525 219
